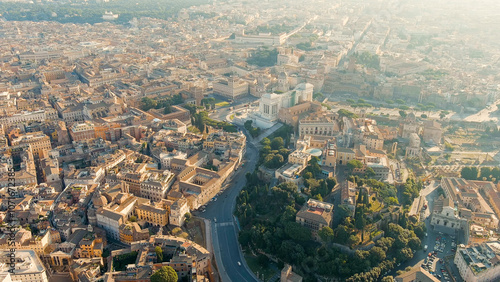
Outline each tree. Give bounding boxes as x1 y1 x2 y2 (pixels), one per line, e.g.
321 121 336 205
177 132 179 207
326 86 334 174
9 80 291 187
303 171 313 179
318 226 334 243
285 222 312 241
129 216 137 222
261 138 271 146
397 247 414 262
399 110 407 118
246 48 278 67
347 159 363 171
408 237 422 250
313 92 324 100
141 97 157 111
461 167 478 180
381 276 394 282
420 114 427 118
306 156 321 175
444 141 454 151
281 205 297 223
326 177 337 190
369 246 386 265
385 197 399 205
257 254 269 267
337 205 352 222
151 266 178 282
184 212 192 223
313 194 323 201
364 167 375 178
244 120 253 130
376 237 394 252
271 137 285 150
348 234 360 247
306 178 320 190
155 246 164 262
338 109 359 119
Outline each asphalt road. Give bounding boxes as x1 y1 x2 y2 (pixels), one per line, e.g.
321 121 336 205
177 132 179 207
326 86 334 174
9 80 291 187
198 130 260 282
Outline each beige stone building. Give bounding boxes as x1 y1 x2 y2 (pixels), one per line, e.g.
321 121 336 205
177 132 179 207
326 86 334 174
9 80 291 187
298 112 340 138
213 77 249 100
281 264 303 282
136 202 170 226
11 131 51 159
296 199 333 239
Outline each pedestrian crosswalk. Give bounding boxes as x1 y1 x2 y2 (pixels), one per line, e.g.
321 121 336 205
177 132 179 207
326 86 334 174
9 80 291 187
216 222 234 227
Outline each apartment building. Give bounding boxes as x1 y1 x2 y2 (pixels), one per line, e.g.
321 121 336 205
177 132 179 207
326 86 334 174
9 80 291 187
203 131 246 162
288 150 312 167
69 121 95 142
140 171 175 202
118 172 147 197
96 209 125 241
336 147 356 165
0 108 57 126
119 222 149 244
164 254 194 281
158 151 187 170
454 241 500 282
362 134 384 151
11 131 51 159
179 160 236 209
76 234 103 259
65 167 105 186
96 193 148 241
136 202 170 226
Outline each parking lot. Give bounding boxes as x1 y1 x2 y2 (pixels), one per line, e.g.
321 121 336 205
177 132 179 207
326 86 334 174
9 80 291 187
421 233 460 282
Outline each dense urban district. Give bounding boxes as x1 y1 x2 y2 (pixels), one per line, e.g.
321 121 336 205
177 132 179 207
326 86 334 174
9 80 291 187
0 0 500 282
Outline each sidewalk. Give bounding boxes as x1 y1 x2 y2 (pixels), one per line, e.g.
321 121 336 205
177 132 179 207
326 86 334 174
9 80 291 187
254 123 283 144
204 218 220 282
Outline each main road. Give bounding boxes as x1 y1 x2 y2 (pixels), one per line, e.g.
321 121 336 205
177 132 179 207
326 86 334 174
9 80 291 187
198 126 260 282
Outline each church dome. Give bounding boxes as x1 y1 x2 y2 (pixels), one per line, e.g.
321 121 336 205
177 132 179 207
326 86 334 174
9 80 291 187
92 193 108 208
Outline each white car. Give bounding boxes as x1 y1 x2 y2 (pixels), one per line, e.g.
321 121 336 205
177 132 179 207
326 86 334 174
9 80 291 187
237 261 242 266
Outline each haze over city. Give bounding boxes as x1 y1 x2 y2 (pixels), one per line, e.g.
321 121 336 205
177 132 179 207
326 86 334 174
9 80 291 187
0 0 499 282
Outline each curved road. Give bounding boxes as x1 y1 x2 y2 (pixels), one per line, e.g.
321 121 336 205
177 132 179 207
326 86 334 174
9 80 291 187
199 128 260 282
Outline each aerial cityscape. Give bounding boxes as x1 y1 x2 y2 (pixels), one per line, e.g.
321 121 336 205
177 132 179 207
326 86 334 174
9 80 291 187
0 0 499 281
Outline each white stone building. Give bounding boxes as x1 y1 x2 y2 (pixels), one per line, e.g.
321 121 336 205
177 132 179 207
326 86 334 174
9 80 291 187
0 250 49 282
